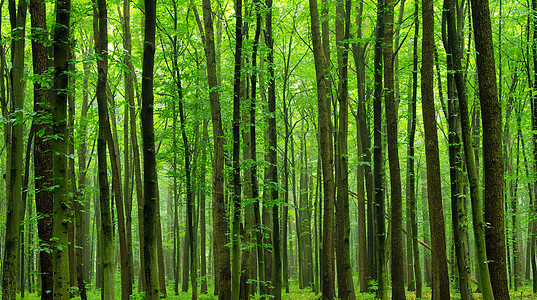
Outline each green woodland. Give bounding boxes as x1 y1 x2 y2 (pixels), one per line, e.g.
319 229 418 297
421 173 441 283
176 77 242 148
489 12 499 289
0 0 536 298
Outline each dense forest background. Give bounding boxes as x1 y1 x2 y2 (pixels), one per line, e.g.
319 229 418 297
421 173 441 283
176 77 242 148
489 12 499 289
0 0 535 298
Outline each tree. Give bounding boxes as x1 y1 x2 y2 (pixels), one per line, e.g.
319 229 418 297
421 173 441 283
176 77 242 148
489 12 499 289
373 0 387 296
141 0 160 296
421 0 450 297
29 0 54 297
201 0 231 297
308 0 335 298
2 0 26 298
231 0 243 298
335 0 355 298
444 0 495 296
470 0 510 298
94 0 115 297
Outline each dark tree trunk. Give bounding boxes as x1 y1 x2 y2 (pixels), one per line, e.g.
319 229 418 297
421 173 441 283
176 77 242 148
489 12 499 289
141 0 159 296
201 0 231 297
308 0 335 298
52 0 71 297
383 0 405 298
470 0 510 297
421 0 451 297
335 0 355 298
231 0 243 297
94 0 115 297
409 0 422 296
373 0 387 297
29 0 53 297
2 0 26 298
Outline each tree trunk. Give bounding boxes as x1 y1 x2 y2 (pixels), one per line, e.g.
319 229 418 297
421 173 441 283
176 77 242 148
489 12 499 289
265 1 282 298
373 0 387 297
470 0 509 297
231 1 243 298
382 0 405 298
201 0 231 297
121 0 135 295
95 0 115 297
409 0 422 296
141 0 159 296
52 0 70 297
200 120 209 294
308 0 335 298
29 0 54 297
2 0 26 298
335 0 355 298
421 0 451 297
442 1 473 298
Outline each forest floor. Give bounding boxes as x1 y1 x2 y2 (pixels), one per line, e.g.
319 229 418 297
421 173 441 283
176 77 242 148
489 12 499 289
8 284 537 299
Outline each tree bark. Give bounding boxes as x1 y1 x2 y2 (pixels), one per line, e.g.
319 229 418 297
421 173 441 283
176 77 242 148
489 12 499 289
373 0 387 297
470 0 509 297
421 0 451 297
231 1 243 298
95 0 115 297
29 0 54 297
308 0 335 298
141 0 159 296
201 0 231 297
409 0 422 296
335 0 355 298
52 0 71 297
2 0 26 298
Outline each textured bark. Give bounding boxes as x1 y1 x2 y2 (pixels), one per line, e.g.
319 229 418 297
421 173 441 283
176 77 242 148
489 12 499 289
95 0 115 297
373 0 387 297
2 0 26 298
308 0 335 298
201 0 231 297
249 0 264 295
200 120 209 294
409 0 422 296
231 0 243 298
421 0 451 298
121 0 135 295
470 0 509 297
52 0 71 298
141 0 159 296
75 56 90 300
442 1 473 298
29 0 53 297
382 0 405 298
351 0 374 287
266 0 282 298
335 0 355 298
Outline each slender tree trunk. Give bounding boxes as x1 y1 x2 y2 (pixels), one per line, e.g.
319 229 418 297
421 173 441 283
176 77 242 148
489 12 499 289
470 0 509 297
265 1 282 298
335 0 355 298
29 0 54 297
121 0 135 295
373 0 387 297
52 0 71 298
532 0 537 294
442 1 473 298
141 0 159 296
95 0 115 297
201 0 231 297
421 0 451 297
409 0 422 296
231 1 243 298
2 0 26 298
249 0 265 296
200 120 209 294
382 0 405 298
308 0 335 298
